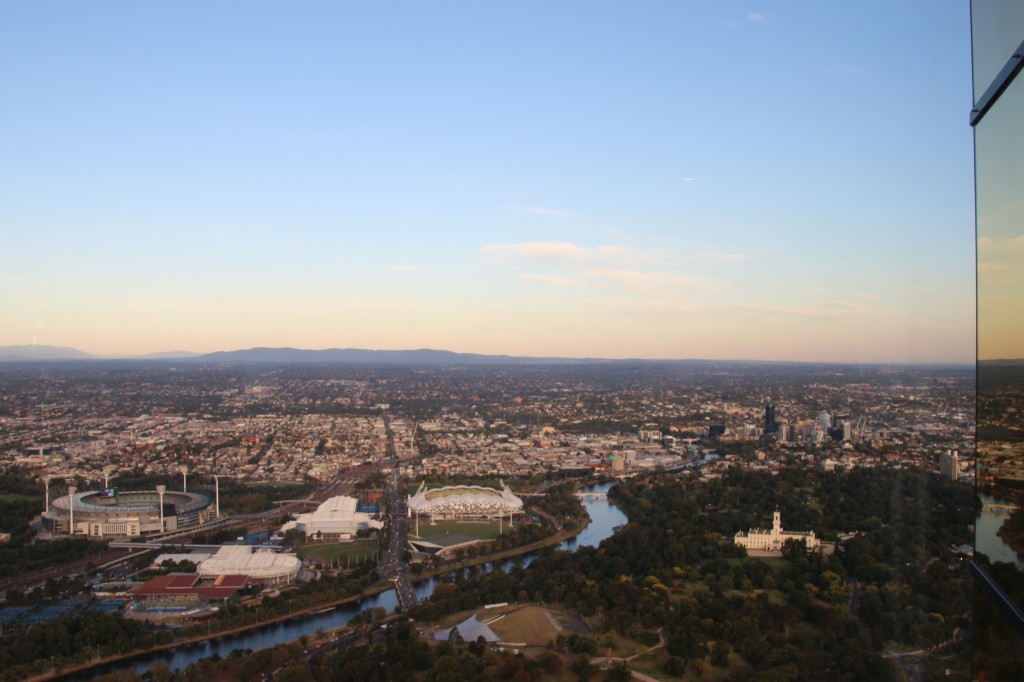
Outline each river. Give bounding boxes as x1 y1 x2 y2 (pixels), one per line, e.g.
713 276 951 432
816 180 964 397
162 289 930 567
69 481 626 679
976 491 1024 569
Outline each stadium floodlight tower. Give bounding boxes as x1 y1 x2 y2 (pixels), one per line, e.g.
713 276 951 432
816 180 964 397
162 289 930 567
44 475 51 514
180 465 189 493
67 485 77 535
102 465 116 489
156 484 166 532
213 474 220 518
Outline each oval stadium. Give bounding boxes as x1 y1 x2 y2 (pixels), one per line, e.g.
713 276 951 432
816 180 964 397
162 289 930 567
43 489 213 538
406 482 523 521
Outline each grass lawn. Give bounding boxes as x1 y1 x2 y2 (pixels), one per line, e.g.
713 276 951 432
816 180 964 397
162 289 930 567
592 629 653 658
487 605 561 645
0 493 39 502
631 649 750 681
296 543 378 566
416 521 501 540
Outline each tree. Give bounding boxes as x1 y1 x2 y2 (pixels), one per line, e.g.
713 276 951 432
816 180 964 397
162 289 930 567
663 656 686 676
573 653 595 682
608 660 631 681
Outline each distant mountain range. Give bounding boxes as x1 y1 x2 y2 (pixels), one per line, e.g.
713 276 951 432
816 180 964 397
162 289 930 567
0 344 982 366
0 345 97 361
0 344 603 365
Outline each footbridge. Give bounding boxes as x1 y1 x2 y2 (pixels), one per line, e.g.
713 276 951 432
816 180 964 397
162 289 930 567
574 490 608 500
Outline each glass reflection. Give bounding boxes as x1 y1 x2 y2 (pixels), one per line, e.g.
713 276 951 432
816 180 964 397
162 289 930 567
971 0 1024 103
974 3 1024 674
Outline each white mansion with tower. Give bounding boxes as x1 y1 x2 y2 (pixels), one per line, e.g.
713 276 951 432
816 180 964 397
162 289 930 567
734 510 820 553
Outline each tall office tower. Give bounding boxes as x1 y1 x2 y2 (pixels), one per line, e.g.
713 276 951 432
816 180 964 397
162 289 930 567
817 411 831 430
972 0 1024 668
940 450 959 481
764 403 779 434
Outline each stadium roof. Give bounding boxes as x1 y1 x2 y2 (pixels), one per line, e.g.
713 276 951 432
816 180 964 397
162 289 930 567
198 546 301 581
407 482 523 517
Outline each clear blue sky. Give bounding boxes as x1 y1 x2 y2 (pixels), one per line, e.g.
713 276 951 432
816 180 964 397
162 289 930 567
1 1 975 362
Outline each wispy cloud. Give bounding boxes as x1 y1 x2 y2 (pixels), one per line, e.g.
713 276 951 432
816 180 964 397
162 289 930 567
485 240 746 315
482 242 667 267
825 299 864 312
522 268 716 296
748 12 768 22
485 242 747 266
979 236 1024 288
584 268 718 295
520 273 582 287
604 299 858 320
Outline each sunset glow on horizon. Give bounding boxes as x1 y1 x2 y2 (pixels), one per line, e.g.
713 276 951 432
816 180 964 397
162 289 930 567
1 2 976 364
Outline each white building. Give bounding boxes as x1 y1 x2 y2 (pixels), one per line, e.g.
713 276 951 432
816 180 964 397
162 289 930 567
940 450 960 481
407 481 523 522
734 510 820 553
280 495 383 540
198 545 301 585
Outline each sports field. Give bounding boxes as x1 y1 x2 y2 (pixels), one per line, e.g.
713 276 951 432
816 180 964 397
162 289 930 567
296 543 378 566
0 493 38 503
486 605 562 645
415 521 501 540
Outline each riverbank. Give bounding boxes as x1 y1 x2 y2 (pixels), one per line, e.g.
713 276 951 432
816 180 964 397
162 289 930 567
27 517 588 682
30 485 611 681
24 581 394 682
412 513 590 583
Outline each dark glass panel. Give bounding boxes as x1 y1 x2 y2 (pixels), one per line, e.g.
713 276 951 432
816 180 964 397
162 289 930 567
972 0 1024 103
975 16 1024 667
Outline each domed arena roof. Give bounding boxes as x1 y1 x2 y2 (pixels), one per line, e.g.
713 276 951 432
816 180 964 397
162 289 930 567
407 482 523 517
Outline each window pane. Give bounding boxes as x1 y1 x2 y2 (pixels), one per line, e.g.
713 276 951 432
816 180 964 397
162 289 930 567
975 40 1024 630
972 0 1024 102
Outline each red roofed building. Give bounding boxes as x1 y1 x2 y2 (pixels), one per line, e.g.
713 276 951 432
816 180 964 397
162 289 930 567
132 572 244 605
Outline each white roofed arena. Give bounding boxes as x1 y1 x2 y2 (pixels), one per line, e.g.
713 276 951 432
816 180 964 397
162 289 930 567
280 495 384 540
198 545 301 585
406 482 523 522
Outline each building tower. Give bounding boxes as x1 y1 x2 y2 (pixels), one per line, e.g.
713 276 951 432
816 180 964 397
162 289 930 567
102 465 116 490
940 450 959 481
764 403 779 435
156 484 166 532
67 485 77 535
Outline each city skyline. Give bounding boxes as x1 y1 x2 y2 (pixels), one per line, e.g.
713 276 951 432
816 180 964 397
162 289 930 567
2 2 976 363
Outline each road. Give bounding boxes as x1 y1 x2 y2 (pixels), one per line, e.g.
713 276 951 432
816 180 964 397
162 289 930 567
379 459 418 610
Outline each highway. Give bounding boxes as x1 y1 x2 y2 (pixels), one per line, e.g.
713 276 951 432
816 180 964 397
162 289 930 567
380 461 418 610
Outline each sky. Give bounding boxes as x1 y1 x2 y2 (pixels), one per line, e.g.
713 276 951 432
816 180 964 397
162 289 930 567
0 1 976 363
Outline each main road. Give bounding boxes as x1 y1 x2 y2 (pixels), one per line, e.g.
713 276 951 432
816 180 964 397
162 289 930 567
378 463 417 609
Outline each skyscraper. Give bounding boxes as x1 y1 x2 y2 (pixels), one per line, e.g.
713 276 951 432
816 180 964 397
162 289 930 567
764 403 779 435
940 450 959 481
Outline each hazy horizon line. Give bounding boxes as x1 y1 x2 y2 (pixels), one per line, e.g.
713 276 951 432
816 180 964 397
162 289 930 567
0 343 978 367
